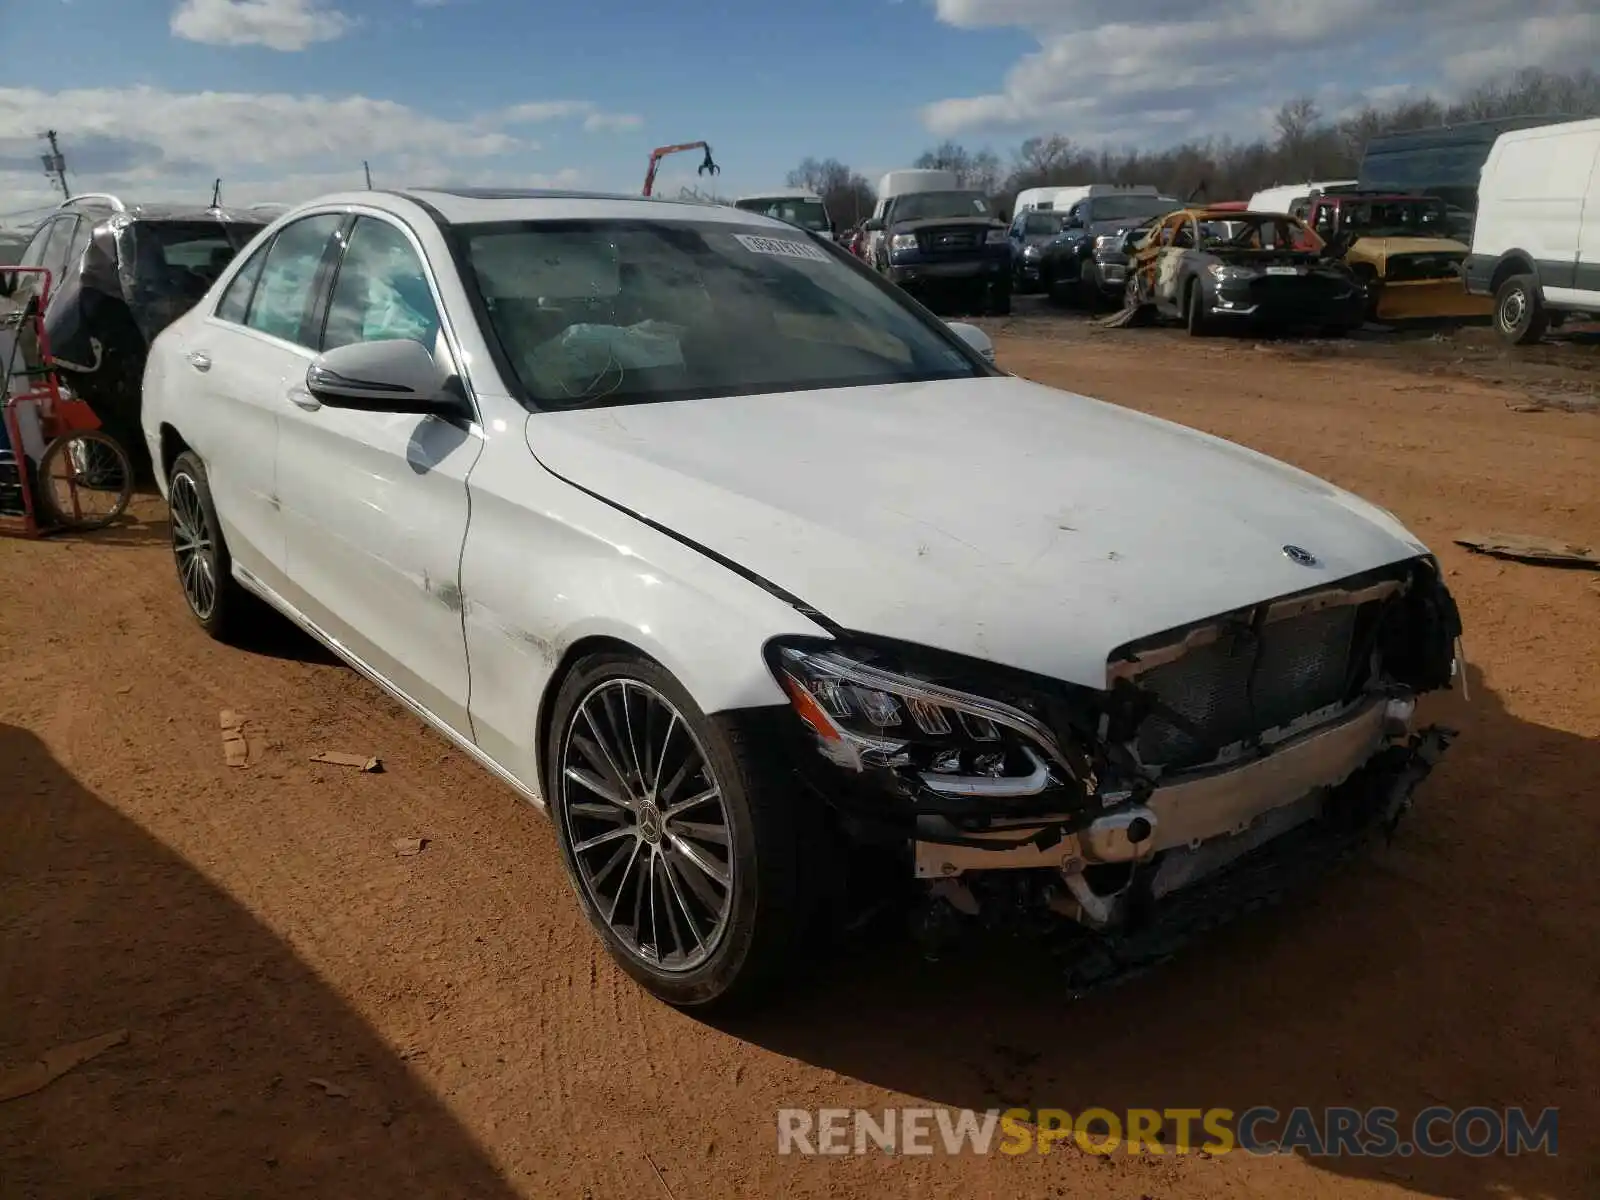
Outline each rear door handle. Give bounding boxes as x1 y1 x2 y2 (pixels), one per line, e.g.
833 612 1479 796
186 351 212 372
286 385 321 412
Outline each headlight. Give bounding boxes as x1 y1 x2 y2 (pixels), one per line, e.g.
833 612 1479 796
1023 244 1041 259
1094 234 1122 252
890 233 918 252
985 229 1007 245
772 644 1093 799
1207 264 1256 281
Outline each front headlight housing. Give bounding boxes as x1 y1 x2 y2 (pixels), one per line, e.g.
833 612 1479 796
772 644 1094 799
984 229 1007 245
1094 234 1122 252
1023 243 1042 259
1207 263 1257 281
890 233 919 252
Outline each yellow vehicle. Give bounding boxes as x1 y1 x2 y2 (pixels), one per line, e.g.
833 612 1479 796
1307 192 1494 322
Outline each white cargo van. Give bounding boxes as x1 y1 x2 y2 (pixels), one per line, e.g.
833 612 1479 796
733 190 835 239
1013 186 1082 214
1248 180 1358 217
1465 117 1600 343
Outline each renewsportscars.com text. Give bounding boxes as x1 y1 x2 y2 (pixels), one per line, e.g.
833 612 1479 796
776 1106 1559 1158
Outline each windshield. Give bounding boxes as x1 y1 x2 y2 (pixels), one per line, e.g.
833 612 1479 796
1023 212 1063 236
1086 195 1176 222
1197 213 1316 250
461 219 986 409
145 221 265 281
733 196 830 232
1337 199 1450 237
890 191 993 222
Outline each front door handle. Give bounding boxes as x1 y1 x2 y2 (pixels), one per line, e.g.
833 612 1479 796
286 385 321 412
186 351 212 372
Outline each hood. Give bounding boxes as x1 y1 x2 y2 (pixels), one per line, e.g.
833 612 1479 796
891 216 1002 232
526 377 1428 688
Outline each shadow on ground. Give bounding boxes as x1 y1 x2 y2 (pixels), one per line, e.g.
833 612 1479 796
733 664 1599 1198
0 723 518 1199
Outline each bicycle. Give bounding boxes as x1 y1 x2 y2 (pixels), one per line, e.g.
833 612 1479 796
1 266 133 535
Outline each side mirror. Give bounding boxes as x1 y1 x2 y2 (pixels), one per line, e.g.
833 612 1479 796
305 338 465 418
945 320 995 363
863 218 884 232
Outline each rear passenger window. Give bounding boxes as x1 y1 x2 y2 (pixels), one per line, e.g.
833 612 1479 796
215 244 268 324
243 214 344 347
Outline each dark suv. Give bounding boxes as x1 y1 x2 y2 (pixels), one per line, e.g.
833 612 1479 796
2 194 267 472
1038 191 1180 308
864 189 1011 314
1006 209 1067 293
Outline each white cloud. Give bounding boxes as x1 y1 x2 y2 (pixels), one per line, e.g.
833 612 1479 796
922 0 1600 141
499 100 643 132
170 0 354 51
0 85 597 217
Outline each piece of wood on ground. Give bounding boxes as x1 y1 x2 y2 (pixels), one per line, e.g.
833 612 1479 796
307 1077 350 1099
1454 532 1600 569
219 709 256 768
310 751 384 773
393 837 427 857
0 1029 129 1103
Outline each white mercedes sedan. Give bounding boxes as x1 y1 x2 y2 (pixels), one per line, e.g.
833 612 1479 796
142 188 1463 1010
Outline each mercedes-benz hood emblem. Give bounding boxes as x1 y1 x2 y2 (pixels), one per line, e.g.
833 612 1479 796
1283 544 1320 568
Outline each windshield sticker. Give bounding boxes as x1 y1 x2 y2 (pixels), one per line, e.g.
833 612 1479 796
733 233 831 263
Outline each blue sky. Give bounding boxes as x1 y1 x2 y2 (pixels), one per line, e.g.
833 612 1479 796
0 0 1595 217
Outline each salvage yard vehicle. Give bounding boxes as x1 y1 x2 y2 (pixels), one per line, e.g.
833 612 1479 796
1125 208 1366 336
1037 188 1181 308
863 188 1011 314
1 194 268 474
1006 207 1066 293
732 191 835 240
1308 192 1493 322
143 187 1462 1012
1465 116 1600 344
1248 180 1358 218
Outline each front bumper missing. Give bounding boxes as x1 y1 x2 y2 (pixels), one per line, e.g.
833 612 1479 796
913 723 1455 995
914 695 1400 879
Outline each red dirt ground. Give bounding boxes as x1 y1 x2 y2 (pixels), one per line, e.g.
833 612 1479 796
3 322 1597 1199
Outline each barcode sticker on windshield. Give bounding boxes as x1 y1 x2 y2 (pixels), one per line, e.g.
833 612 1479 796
733 234 831 263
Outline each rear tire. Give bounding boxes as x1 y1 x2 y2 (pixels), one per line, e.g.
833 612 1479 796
167 450 252 642
1494 274 1547 345
546 652 815 1013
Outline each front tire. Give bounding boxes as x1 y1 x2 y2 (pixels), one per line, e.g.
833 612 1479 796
546 652 813 1012
1185 280 1213 337
1494 274 1547 345
167 450 252 641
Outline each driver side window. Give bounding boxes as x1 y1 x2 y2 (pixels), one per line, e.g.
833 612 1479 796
322 217 441 354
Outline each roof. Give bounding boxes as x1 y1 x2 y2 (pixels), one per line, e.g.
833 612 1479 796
734 189 822 202
269 187 800 231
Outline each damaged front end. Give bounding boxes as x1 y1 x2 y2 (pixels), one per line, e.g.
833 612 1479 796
766 555 1462 991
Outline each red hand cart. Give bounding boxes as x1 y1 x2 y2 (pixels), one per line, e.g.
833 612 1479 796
1 266 133 536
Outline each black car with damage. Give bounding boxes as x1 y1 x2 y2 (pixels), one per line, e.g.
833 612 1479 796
1037 190 1181 308
1125 208 1366 336
864 190 1011 314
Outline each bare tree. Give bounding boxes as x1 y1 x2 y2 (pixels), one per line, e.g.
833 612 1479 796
785 156 876 226
791 67 1600 225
